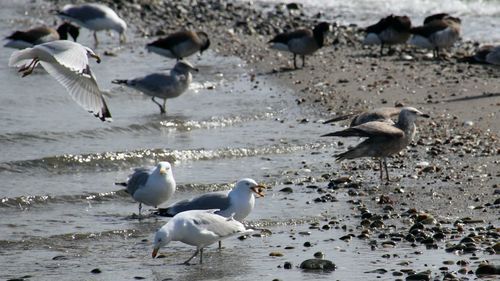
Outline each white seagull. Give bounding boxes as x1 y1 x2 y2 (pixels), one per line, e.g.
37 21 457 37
112 60 198 114
8 40 112 121
116 161 176 216
159 178 265 221
57 3 127 45
152 210 254 265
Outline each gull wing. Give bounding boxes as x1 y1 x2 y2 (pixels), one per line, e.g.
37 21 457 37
39 60 111 121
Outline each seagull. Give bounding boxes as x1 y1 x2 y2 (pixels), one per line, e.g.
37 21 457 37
146 30 210 61
112 60 198 114
8 40 112 121
461 45 500 65
115 161 176 216
321 107 429 182
409 14 461 58
269 22 331 69
363 15 412 56
324 106 403 127
4 22 80 49
152 210 254 265
57 3 127 45
158 178 265 220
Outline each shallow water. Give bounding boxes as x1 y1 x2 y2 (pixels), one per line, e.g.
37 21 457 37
0 1 494 281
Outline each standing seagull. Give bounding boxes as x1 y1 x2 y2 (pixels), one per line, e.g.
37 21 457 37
116 162 176 216
152 210 254 265
112 60 198 114
57 3 127 45
146 30 210 61
410 14 461 58
321 107 429 182
4 22 80 49
324 107 403 127
269 22 331 69
8 40 112 121
363 15 412 56
158 178 265 220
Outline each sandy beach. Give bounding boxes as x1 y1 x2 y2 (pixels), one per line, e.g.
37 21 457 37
2 0 498 280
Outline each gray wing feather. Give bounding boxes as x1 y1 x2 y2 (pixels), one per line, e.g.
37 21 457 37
126 167 152 196
193 211 248 238
166 191 230 216
62 5 107 22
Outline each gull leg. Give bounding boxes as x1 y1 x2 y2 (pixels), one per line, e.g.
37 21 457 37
302 55 306 67
379 159 384 181
138 202 142 217
162 99 167 114
19 59 39 77
384 158 390 182
199 248 203 264
379 44 384 56
93 31 99 47
293 54 297 69
151 97 166 114
183 249 200 265
218 241 222 249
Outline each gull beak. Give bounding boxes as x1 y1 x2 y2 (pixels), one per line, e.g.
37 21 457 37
420 113 430 118
90 54 101 64
152 247 159 258
251 185 266 198
159 168 168 175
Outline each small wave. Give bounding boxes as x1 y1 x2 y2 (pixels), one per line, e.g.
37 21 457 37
0 142 332 174
0 190 126 209
0 113 276 146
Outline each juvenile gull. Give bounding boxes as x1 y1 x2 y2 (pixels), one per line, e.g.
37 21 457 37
363 15 411 56
321 107 429 182
410 14 461 58
324 106 403 127
112 60 198 114
4 22 79 49
57 3 127 45
146 30 210 61
269 22 331 69
152 209 253 264
8 40 112 121
116 162 176 216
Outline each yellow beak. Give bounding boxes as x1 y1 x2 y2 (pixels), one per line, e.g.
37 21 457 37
251 185 266 198
159 168 167 175
152 247 159 258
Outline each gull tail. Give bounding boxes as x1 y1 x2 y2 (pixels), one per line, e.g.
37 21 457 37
155 207 175 217
111 79 128 85
115 182 128 187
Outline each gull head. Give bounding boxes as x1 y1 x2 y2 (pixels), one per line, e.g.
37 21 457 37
174 60 199 73
156 161 172 176
401 107 430 118
152 227 171 258
198 31 211 54
234 178 266 198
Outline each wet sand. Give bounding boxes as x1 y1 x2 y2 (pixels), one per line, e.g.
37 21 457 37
2 0 499 280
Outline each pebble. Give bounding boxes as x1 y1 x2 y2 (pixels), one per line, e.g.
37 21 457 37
475 264 500 276
405 270 430 281
90 268 102 274
299 259 336 271
269 252 284 257
283 262 292 269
